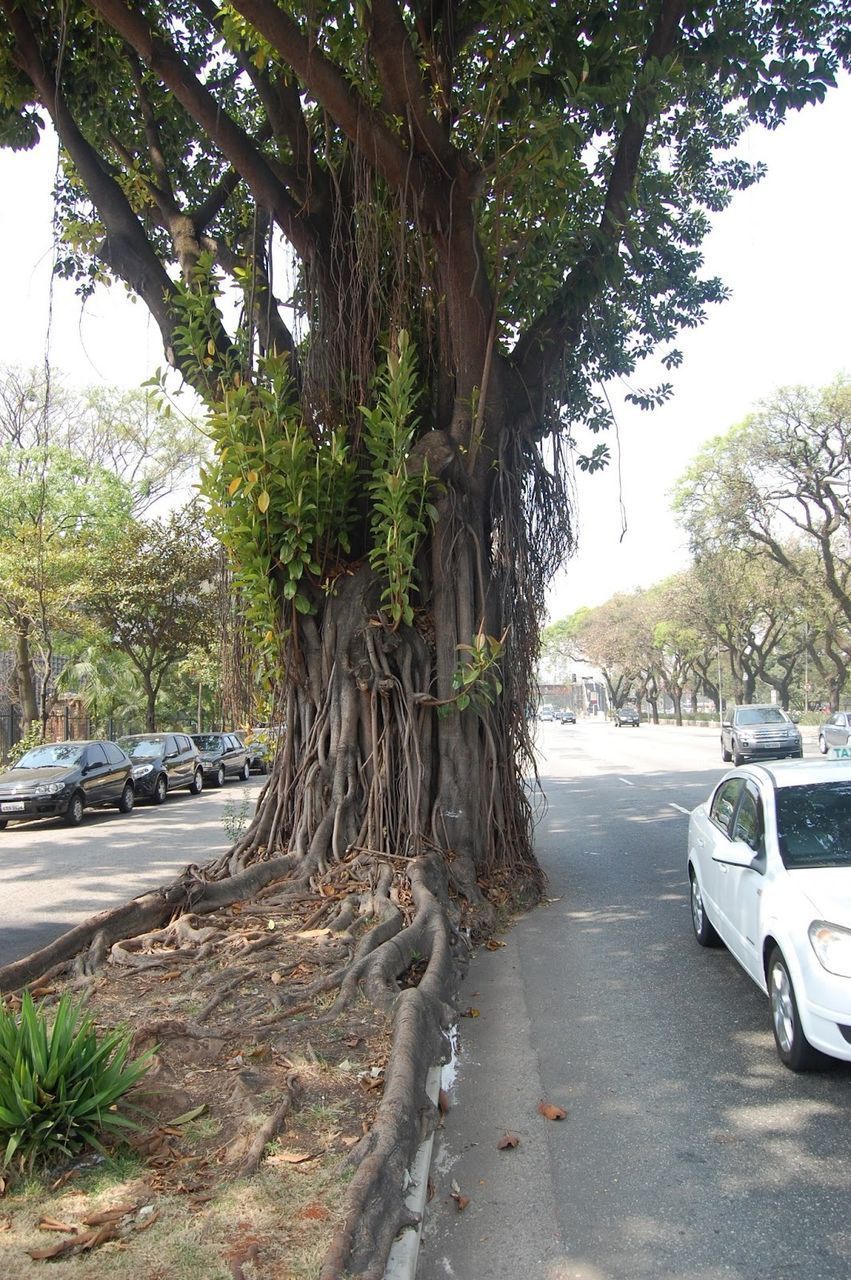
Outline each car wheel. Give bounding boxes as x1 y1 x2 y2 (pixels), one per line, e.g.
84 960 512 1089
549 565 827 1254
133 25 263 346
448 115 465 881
64 792 85 826
818 734 827 754
690 871 720 947
117 781 135 814
721 740 732 763
0 819 7 831
214 764 226 788
768 947 820 1072
151 774 168 805
189 769 203 795
732 740 746 767
256 759 268 775
241 760 250 781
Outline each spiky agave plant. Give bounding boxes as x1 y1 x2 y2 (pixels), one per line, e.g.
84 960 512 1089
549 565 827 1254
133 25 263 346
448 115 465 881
0 992 155 1174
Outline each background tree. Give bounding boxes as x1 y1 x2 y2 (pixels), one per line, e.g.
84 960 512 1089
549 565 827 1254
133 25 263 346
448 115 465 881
0 443 132 726
84 506 220 730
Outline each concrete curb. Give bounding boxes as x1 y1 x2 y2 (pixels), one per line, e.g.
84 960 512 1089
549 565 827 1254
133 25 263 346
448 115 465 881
383 1062 442 1280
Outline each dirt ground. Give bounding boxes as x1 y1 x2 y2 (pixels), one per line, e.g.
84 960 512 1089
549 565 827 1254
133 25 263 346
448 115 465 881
0 887 401 1279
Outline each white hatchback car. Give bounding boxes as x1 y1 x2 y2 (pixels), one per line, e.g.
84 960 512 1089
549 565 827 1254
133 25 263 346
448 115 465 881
688 758 851 1070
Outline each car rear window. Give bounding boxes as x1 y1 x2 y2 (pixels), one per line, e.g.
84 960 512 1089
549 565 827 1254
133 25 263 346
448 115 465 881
775 781 851 869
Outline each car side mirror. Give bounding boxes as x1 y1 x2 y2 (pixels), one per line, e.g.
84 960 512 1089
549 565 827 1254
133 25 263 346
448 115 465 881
789 712 800 723
712 839 758 869
721 720 731 730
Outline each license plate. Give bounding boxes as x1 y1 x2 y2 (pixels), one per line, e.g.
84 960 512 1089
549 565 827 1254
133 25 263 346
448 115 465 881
0 801 25 812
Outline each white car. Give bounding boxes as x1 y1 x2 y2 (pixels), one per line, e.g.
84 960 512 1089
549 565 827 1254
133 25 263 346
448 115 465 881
687 758 851 1070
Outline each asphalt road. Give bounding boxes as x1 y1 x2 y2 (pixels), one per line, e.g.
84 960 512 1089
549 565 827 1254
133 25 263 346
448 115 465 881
419 719 851 1280
0 776 265 970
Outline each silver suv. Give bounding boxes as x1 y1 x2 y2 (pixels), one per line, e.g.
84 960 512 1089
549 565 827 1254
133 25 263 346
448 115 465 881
721 705 802 767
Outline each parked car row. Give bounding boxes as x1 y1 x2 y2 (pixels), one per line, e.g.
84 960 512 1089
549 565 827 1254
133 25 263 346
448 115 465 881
0 729 279 831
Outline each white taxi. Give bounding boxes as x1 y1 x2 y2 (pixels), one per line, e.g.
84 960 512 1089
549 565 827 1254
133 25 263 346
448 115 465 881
687 752 851 1070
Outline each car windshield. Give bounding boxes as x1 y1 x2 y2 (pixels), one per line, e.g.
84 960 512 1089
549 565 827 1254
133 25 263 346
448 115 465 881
15 744 85 769
774 781 851 869
736 707 787 725
119 737 165 758
194 735 224 751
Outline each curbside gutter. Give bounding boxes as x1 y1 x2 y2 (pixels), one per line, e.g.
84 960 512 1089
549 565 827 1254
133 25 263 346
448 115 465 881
384 1062 442 1280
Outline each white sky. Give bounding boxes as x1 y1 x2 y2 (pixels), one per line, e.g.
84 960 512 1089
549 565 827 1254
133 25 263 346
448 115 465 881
1 74 849 616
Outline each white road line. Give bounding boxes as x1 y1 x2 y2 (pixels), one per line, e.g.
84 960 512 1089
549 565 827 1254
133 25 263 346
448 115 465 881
618 778 635 786
669 802 690 814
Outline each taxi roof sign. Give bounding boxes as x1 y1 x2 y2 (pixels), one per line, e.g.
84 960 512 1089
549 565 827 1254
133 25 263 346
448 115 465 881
827 746 851 760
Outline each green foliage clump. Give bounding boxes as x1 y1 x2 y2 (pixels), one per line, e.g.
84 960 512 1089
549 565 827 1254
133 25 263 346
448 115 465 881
0 993 154 1175
6 721 43 768
361 330 436 628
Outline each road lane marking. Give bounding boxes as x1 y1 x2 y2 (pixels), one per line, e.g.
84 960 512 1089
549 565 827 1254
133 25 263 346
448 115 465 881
618 777 635 786
669 802 690 814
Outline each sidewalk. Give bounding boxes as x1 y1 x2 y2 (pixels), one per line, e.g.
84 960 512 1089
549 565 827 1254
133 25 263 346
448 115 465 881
415 928 565 1278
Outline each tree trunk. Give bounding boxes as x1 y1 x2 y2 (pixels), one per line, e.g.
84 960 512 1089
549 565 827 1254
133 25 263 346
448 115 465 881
226 561 541 907
13 624 38 726
143 676 158 732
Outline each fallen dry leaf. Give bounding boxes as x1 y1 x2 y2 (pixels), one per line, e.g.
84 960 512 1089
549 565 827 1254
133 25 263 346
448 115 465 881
275 1149 317 1164
438 1088 450 1115
157 970 182 982
38 1217 79 1233
449 1182 470 1211
537 1101 567 1121
484 939 505 951
460 1007 480 1018
496 1133 520 1149
83 1201 142 1226
28 1224 118 1260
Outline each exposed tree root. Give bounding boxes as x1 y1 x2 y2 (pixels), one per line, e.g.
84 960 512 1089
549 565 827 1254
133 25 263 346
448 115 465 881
238 1073 301 1177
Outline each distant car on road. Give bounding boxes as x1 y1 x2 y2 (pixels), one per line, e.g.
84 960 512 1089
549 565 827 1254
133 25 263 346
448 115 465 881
118 733 204 803
538 704 555 722
234 728 277 774
0 740 135 829
559 709 577 724
688 757 851 1070
818 712 851 755
191 733 250 787
614 706 640 727
721 704 802 766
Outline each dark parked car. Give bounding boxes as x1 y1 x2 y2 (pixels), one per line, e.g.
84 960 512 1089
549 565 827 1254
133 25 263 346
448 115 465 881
191 733 250 787
117 733 204 803
721 704 802 766
234 728 276 774
559 709 577 724
614 706 640 727
818 711 851 754
0 740 135 829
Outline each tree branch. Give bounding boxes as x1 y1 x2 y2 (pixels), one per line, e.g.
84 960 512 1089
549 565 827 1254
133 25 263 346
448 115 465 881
0 0 178 355
87 0 320 266
228 0 442 214
512 0 686 420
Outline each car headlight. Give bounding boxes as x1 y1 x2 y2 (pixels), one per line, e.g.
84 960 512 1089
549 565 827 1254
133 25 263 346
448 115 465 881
133 764 154 778
739 735 750 745
34 781 67 796
808 921 851 978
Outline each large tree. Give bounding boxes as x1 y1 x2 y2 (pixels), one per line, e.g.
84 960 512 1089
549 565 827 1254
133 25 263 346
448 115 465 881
1 4 849 1273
